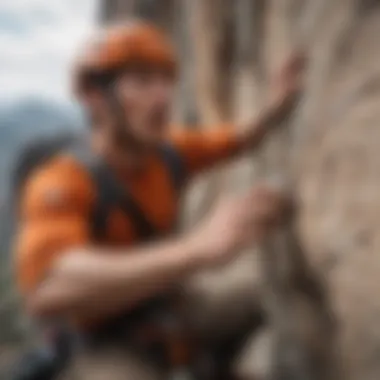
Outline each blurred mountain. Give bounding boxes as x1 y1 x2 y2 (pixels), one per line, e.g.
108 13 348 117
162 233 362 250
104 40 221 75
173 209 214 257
0 98 82 147
0 98 83 195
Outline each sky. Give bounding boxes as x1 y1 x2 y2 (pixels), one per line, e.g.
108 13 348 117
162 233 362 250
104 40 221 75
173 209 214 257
0 0 98 105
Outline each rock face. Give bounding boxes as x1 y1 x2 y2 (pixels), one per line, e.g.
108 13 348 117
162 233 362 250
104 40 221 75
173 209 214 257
102 1 380 379
298 4 380 379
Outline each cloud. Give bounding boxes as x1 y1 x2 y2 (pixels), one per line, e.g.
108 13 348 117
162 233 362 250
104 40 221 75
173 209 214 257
0 0 98 104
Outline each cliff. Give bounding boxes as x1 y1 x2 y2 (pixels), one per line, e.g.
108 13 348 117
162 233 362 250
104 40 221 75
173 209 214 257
101 1 380 379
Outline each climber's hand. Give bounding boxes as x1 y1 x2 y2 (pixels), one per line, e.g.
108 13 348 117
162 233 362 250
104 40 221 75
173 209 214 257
235 52 305 152
187 185 288 268
269 51 305 120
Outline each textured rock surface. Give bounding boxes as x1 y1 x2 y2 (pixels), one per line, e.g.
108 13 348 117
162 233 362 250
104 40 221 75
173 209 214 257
298 6 380 378
102 1 380 379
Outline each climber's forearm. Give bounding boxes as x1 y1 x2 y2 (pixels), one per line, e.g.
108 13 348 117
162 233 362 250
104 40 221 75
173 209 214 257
234 51 304 153
236 102 286 152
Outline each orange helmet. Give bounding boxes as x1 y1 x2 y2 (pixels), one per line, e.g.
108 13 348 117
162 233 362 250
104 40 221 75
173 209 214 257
73 20 177 96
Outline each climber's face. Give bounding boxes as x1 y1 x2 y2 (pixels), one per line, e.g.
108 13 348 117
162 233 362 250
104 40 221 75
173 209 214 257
115 67 175 147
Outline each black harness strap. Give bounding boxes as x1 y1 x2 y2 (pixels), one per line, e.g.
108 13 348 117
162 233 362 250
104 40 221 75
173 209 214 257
158 143 187 193
72 142 186 242
71 148 157 241
93 161 158 241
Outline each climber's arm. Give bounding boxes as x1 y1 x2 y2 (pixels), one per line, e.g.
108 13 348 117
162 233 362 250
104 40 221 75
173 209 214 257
237 53 304 152
170 100 297 177
234 104 286 152
237 51 304 152
171 52 304 176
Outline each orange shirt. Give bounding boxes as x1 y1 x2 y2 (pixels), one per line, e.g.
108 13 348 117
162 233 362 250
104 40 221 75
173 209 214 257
15 127 239 296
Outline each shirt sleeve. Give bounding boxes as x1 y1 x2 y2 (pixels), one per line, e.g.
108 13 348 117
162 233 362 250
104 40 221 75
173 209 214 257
15 157 95 296
169 125 240 177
